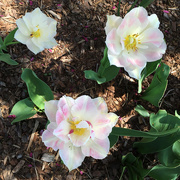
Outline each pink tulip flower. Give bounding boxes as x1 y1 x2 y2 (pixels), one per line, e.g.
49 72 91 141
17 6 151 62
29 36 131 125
42 95 118 171
105 7 167 79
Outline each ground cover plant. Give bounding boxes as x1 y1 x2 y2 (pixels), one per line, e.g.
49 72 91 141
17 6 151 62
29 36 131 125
0 0 180 179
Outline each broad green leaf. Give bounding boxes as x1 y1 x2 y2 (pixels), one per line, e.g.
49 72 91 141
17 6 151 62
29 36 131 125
148 164 180 180
172 140 180 160
111 126 179 138
138 59 161 93
98 46 109 75
102 65 120 82
84 70 106 84
158 142 180 167
109 134 119 148
139 0 155 8
21 68 54 110
10 98 37 124
0 53 18 65
150 110 180 132
3 28 18 46
141 63 170 107
135 105 150 117
122 153 150 180
134 110 180 154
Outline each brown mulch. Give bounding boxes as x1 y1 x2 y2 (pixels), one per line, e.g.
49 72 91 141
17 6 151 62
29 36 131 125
0 0 180 179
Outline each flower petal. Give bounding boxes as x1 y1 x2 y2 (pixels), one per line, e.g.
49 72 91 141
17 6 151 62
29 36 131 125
14 30 29 44
127 7 148 31
16 18 31 36
105 15 122 35
147 14 160 29
108 49 130 67
93 97 108 113
26 38 42 54
124 63 146 80
71 95 98 123
140 28 164 47
68 121 91 147
53 120 70 142
45 100 58 122
106 29 122 55
81 138 110 159
42 122 63 151
59 142 85 171
139 42 166 62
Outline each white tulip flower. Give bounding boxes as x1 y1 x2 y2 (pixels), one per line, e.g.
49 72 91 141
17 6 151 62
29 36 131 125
15 8 57 54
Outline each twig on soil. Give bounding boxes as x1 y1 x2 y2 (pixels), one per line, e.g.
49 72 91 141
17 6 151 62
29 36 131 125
24 155 43 163
74 87 95 98
27 120 39 151
33 153 40 180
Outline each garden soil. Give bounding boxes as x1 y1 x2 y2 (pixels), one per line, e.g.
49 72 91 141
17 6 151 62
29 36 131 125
0 0 180 179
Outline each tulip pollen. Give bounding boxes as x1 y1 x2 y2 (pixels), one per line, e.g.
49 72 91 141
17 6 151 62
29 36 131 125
30 29 41 38
124 34 140 51
69 120 86 136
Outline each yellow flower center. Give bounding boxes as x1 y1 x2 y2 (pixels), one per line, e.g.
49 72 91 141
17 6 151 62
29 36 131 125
69 120 86 136
124 34 140 51
30 29 41 38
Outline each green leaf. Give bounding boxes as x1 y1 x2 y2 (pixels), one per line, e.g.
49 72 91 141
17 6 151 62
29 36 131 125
134 110 180 154
84 70 106 84
135 105 150 117
0 53 18 65
148 164 180 180
21 68 54 110
101 65 120 82
139 0 155 8
109 134 119 148
138 59 161 93
3 28 18 46
0 36 3 46
122 153 150 180
10 98 37 124
158 142 180 167
141 63 170 107
111 126 179 138
84 46 120 84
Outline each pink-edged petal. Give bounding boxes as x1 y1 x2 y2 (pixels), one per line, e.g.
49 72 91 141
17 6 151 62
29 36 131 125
139 42 166 62
14 30 29 44
58 95 75 110
26 38 42 54
140 28 164 47
123 51 147 67
68 121 91 147
81 137 110 159
93 97 108 113
105 15 122 34
106 29 122 55
124 63 146 80
90 114 117 139
42 122 63 151
117 15 142 37
44 100 58 122
16 18 31 36
56 108 65 125
126 7 148 31
59 141 85 171
71 95 98 122
108 50 130 67
53 121 70 142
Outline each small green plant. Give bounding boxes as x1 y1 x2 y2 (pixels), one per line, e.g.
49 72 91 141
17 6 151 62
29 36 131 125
0 28 19 65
